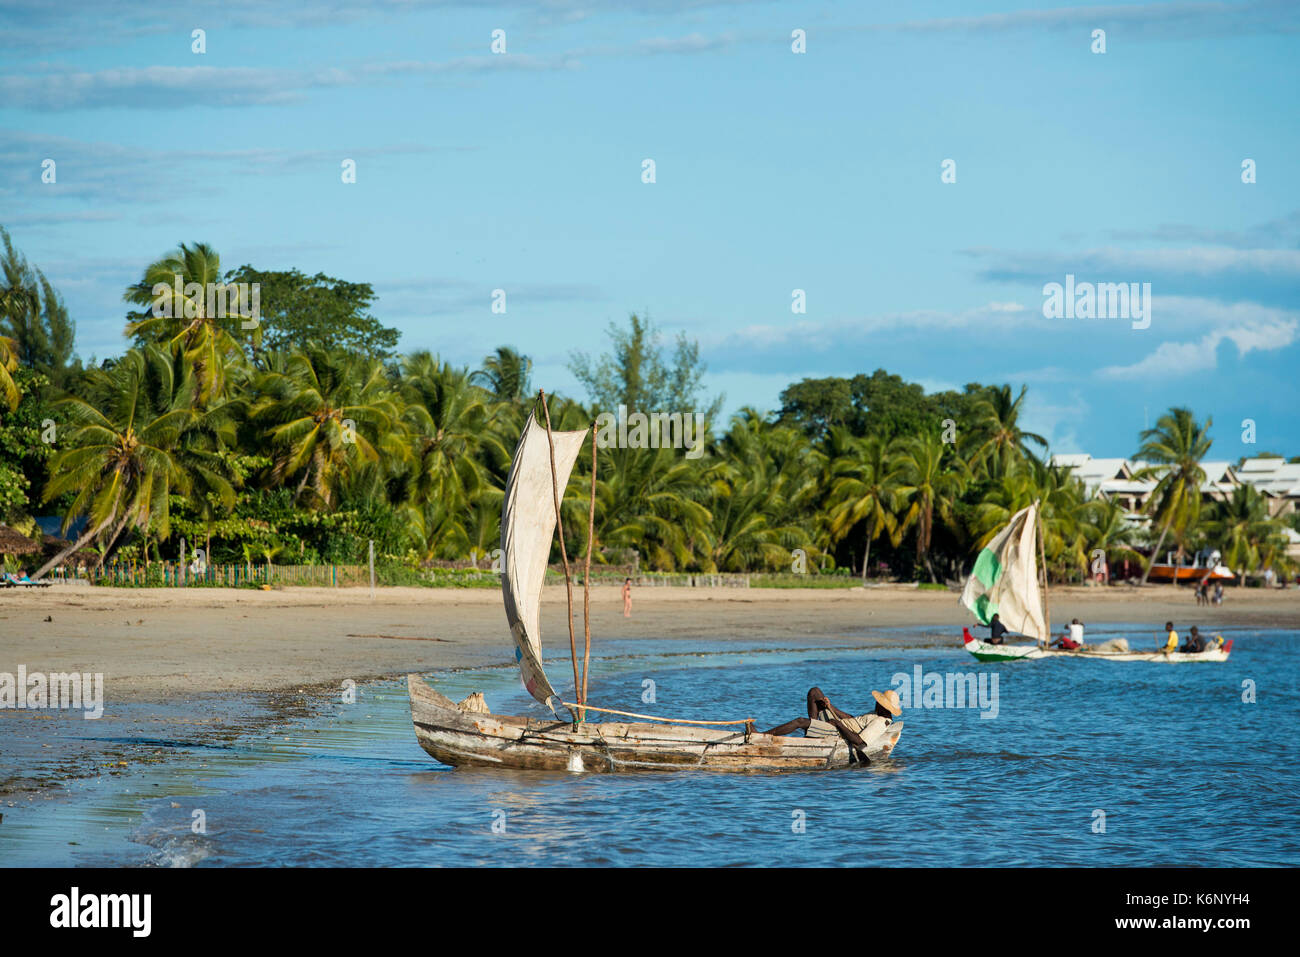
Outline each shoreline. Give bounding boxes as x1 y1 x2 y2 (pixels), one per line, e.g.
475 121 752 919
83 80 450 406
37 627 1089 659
2 583 1296 699
2 584 1296 800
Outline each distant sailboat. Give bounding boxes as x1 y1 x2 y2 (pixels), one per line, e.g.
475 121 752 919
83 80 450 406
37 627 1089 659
959 502 1233 663
407 401 904 771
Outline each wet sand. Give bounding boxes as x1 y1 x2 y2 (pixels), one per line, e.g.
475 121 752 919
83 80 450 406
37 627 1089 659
1 583 1295 798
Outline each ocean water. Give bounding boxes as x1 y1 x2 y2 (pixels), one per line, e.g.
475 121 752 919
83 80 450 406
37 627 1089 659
3 627 1298 867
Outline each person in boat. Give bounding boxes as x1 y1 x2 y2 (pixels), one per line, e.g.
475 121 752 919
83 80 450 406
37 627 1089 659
761 686 901 763
1161 622 1179 653
980 613 1011 645
1179 626 1207 653
1050 618 1085 650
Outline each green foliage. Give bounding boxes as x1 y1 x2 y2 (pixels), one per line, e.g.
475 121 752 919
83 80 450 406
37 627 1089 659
1 227 80 393
14 236 1293 585
226 266 400 360
569 313 722 419
0 367 54 520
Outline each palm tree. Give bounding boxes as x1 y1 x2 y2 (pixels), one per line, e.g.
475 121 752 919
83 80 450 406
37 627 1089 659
251 344 402 509
1134 407 1213 585
1205 485 1288 584
33 346 197 577
895 432 968 582
124 242 255 403
470 346 532 402
1080 498 1144 583
401 352 504 512
967 384 1047 480
707 411 823 571
827 432 902 580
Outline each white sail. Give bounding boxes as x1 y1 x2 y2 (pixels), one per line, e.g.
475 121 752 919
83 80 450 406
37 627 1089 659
501 412 588 712
959 502 1047 642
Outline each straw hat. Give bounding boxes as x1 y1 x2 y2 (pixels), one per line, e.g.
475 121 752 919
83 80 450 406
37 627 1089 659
871 689 902 716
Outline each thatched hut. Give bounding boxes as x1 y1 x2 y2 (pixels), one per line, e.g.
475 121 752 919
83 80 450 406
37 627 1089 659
0 524 42 560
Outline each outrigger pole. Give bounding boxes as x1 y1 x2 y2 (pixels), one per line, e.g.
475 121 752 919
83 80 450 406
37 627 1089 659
539 390 582 723
581 421 597 722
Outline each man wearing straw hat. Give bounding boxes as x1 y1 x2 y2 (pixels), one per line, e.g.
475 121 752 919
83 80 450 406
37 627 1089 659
761 686 902 763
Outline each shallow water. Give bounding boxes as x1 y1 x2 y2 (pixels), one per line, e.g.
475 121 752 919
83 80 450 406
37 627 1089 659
3 626 1297 867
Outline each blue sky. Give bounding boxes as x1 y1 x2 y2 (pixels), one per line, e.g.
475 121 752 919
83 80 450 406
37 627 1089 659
2 0 1297 458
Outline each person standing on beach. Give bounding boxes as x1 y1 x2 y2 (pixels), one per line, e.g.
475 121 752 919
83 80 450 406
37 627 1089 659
622 577 632 618
1213 582 1224 605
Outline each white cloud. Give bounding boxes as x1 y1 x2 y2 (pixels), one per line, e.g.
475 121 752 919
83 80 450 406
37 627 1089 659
1099 319 1298 379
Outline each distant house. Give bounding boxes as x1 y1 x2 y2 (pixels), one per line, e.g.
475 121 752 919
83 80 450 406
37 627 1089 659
1052 453 1300 520
1235 457 1300 518
1049 454 1155 515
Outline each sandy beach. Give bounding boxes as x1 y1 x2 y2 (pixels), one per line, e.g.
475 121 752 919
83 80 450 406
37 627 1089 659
2 583 1296 700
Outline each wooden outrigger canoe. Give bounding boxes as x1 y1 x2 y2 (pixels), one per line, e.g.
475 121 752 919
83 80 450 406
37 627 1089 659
408 675 903 773
406 399 907 774
962 629 1233 663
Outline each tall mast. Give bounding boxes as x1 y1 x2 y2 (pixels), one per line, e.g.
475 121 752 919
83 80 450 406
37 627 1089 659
1035 499 1051 644
539 391 581 719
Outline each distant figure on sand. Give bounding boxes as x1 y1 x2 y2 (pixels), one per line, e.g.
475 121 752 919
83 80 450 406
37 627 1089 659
1195 581 1208 605
622 578 632 618
1213 582 1224 605
1161 622 1179 653
762 686 901 764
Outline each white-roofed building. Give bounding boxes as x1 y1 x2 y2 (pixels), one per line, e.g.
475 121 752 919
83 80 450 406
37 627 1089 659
1050 454 1155 514
1235 456 1300 517
1052 453 1300 519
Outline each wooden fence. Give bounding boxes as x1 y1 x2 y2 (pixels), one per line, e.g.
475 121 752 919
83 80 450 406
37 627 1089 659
49 563 752 588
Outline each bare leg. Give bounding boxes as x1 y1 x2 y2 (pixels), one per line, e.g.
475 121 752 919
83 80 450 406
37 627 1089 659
764 716 811 736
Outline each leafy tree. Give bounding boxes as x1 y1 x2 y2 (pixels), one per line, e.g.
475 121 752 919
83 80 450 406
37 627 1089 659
0 227 79 392
224 266 400 360
569 313 722 419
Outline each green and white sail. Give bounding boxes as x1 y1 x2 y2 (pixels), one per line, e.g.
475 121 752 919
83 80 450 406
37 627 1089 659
960 502 1048 642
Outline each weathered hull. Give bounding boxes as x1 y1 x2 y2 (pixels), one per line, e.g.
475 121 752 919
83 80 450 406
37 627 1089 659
407 675 903 773
963 637 1232 663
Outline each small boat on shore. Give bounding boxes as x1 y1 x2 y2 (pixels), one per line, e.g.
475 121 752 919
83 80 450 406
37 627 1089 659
957 503 1234 664
408 397 903 772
